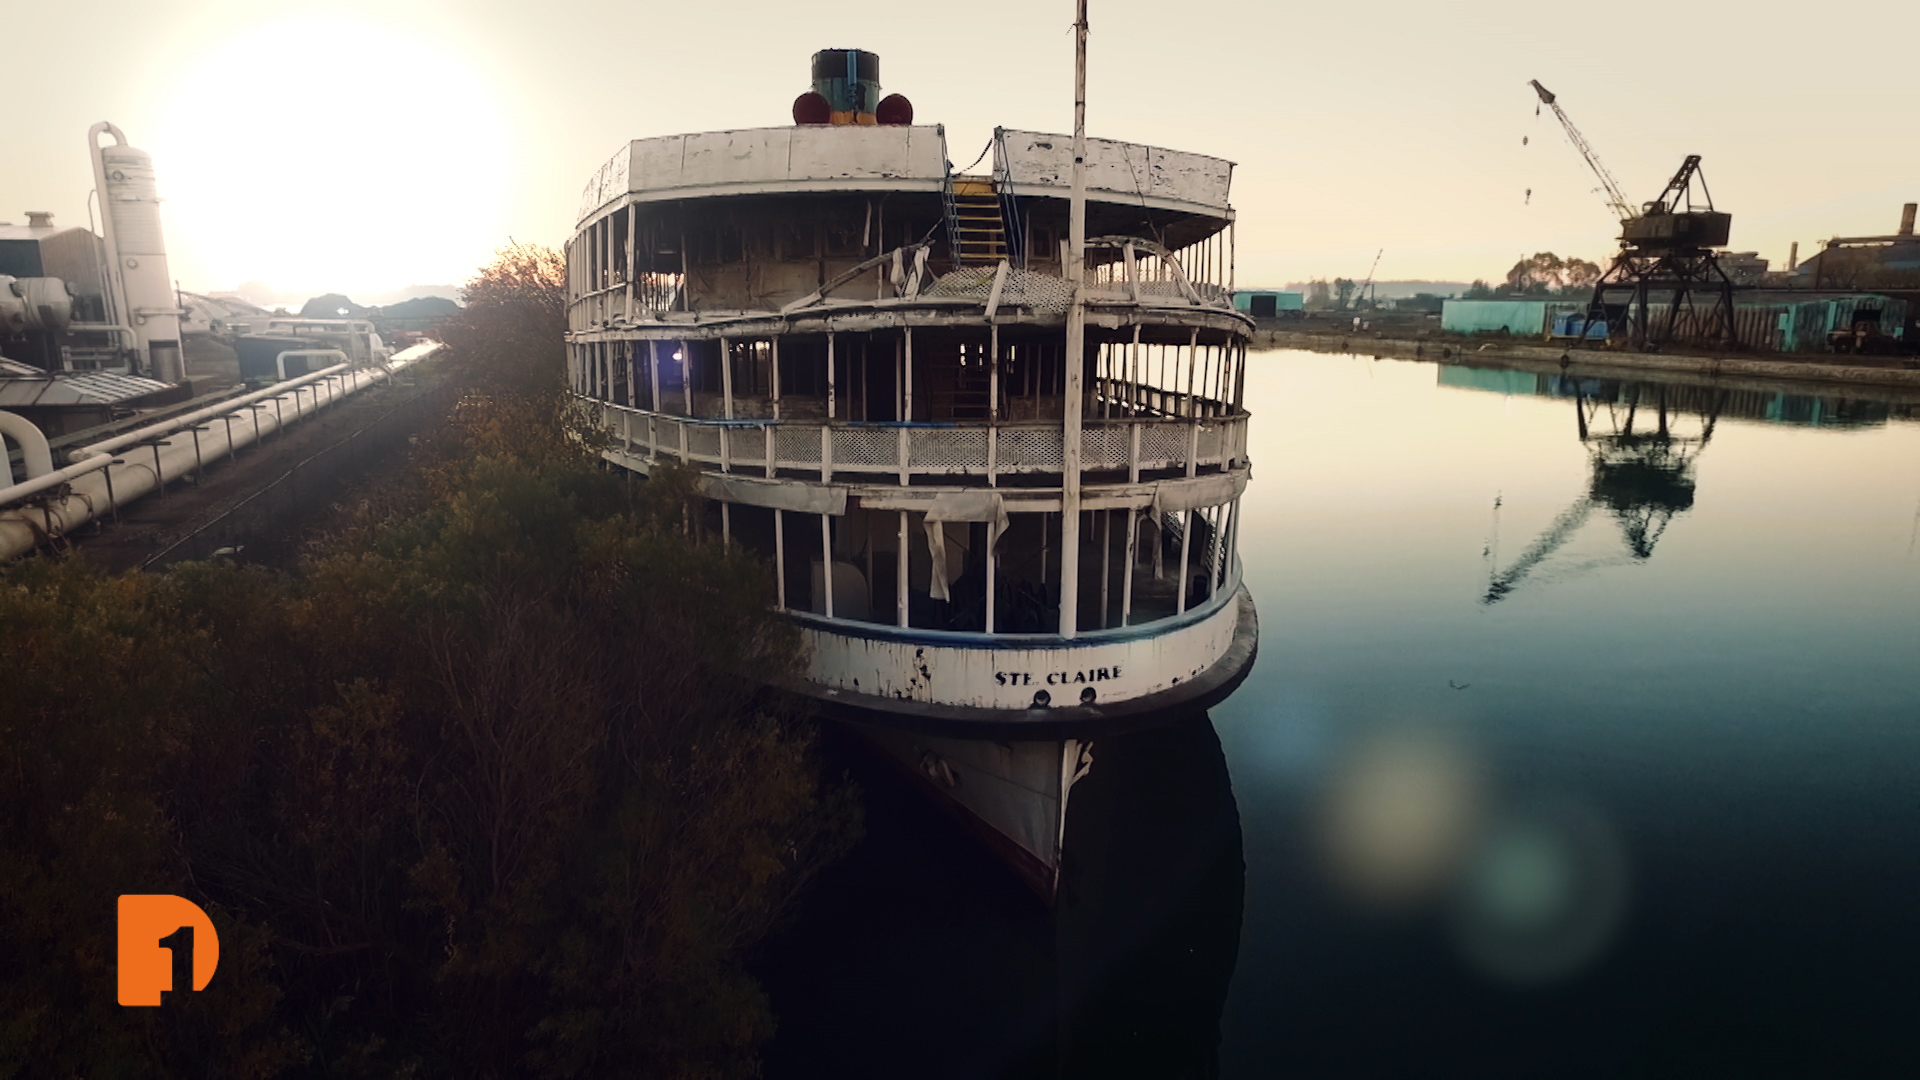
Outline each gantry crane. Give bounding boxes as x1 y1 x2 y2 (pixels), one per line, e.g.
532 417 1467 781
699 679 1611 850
1528 79 1739 350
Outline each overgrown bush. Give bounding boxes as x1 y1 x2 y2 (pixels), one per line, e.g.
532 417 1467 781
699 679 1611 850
0 244 856 1079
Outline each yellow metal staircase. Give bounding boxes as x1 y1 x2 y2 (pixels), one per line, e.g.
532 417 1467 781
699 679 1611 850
950 175 1008 266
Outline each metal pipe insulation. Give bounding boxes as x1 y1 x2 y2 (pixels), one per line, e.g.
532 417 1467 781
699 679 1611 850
0 411 55 487
0 342 443 560
87 123 130 335
275 349 347 382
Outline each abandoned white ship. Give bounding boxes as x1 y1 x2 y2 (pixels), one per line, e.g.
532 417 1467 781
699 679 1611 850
564 46 1257 894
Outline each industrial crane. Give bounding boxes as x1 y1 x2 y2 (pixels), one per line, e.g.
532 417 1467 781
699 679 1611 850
1529 79 1635 222
1350 248 1383 310
1528 79 1739 350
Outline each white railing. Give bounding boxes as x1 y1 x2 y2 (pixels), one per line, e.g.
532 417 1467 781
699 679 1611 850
588 399 1247 480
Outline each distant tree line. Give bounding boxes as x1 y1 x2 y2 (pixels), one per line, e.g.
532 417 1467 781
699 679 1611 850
1294 253 1600 312
1463 252 1604 300
0 244 857 1078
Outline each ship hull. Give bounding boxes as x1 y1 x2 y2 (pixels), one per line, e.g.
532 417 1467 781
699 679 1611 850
800 586 1258 739
818 587 1257 898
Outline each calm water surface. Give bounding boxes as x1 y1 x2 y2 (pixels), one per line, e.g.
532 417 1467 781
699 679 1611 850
759 350 1920 1078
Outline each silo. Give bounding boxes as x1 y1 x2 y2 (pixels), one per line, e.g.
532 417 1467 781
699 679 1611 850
89 123 183 382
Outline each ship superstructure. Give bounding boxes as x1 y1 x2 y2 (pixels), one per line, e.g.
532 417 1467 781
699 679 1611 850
565 48 1257 891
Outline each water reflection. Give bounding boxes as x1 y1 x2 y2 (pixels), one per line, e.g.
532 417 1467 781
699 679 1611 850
1484 381 1716 602
1055 713 1245 1079
1441 365 1911 603
759 714 1245 1079
1214 350 1920 1076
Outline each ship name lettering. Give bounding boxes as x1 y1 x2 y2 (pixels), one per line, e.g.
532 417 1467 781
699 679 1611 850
1036 666 1120 686
994 667 1122 687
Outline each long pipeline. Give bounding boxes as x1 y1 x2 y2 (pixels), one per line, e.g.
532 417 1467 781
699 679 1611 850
0 342 444 560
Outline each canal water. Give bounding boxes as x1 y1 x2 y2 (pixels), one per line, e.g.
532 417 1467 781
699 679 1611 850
756 349 1920 1078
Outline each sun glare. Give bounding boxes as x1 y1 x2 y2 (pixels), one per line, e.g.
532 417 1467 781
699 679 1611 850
154 16 510 296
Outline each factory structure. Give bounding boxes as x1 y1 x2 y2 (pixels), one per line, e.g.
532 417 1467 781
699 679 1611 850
0 123 186 378
1432 83 1920 357
1442 200 1920 356
2 121 428 558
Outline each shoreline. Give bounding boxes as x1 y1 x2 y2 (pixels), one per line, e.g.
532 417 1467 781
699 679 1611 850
1251 327 1920 393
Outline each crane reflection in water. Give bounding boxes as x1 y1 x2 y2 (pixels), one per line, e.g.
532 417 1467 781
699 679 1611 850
1446 364 1897 605
1483 381 1720 604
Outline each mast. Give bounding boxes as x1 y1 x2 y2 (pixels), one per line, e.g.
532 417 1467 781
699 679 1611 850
1058 0 1089 638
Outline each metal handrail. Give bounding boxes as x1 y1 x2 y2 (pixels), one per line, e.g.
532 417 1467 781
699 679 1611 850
0 362 355 508
589 398 1246 478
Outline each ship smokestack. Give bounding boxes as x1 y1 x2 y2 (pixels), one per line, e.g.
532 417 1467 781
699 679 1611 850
791 50 911 127
1787 241 1798 271
1900 203 1916 237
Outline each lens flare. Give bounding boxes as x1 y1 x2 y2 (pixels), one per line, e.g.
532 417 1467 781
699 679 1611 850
1449 799 1629 985
1316 728 1485 911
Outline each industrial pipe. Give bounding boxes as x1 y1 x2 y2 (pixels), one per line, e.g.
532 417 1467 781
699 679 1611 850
86 123 131 347
275 349 347 382
0 411 54 487
0 342 442 560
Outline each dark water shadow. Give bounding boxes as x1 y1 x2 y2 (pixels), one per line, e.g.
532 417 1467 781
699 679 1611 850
755 713 1245 1079
1056 711 1246 1080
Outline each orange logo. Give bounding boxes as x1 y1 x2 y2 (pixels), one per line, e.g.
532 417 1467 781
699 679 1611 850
117 895 220 1006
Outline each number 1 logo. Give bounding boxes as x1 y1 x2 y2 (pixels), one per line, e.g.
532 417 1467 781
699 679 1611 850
117 895 220 1006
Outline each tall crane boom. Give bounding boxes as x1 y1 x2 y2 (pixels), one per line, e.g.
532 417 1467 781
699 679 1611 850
1529 79 1636 222
1352 248 1383 309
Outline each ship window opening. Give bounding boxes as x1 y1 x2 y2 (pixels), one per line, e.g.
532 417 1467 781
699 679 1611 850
777 339 826 399
598 218 612 289
774 217 813 261
825 213 865 258
687 339 724 401
628 342 649 408
860 341 897 422
716 220 745 264
610 208 629 283
653 341 688 415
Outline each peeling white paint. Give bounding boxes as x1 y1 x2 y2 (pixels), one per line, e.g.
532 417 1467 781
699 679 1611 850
801 587 1243 710
578 124 1236 225
997 129 1234 216
579 126 948 222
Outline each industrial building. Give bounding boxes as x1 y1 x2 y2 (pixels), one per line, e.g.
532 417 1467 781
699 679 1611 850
1233 289 1303 319
1789 204 1920 291
1442 292 1911 354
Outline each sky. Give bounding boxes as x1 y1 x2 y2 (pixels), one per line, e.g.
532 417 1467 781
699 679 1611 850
7 0 1917 298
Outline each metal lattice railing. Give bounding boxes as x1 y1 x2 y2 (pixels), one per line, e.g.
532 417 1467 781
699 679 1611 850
832 427 899 469
598 401 1243 480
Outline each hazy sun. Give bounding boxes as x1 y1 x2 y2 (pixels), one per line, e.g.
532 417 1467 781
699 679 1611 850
154 15 510 296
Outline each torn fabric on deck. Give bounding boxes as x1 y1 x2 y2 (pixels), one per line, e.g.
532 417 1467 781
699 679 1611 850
923 491 1009 603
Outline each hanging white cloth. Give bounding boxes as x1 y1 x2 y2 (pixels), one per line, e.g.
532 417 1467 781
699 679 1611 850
905 246 930 298
923 491 1010 602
